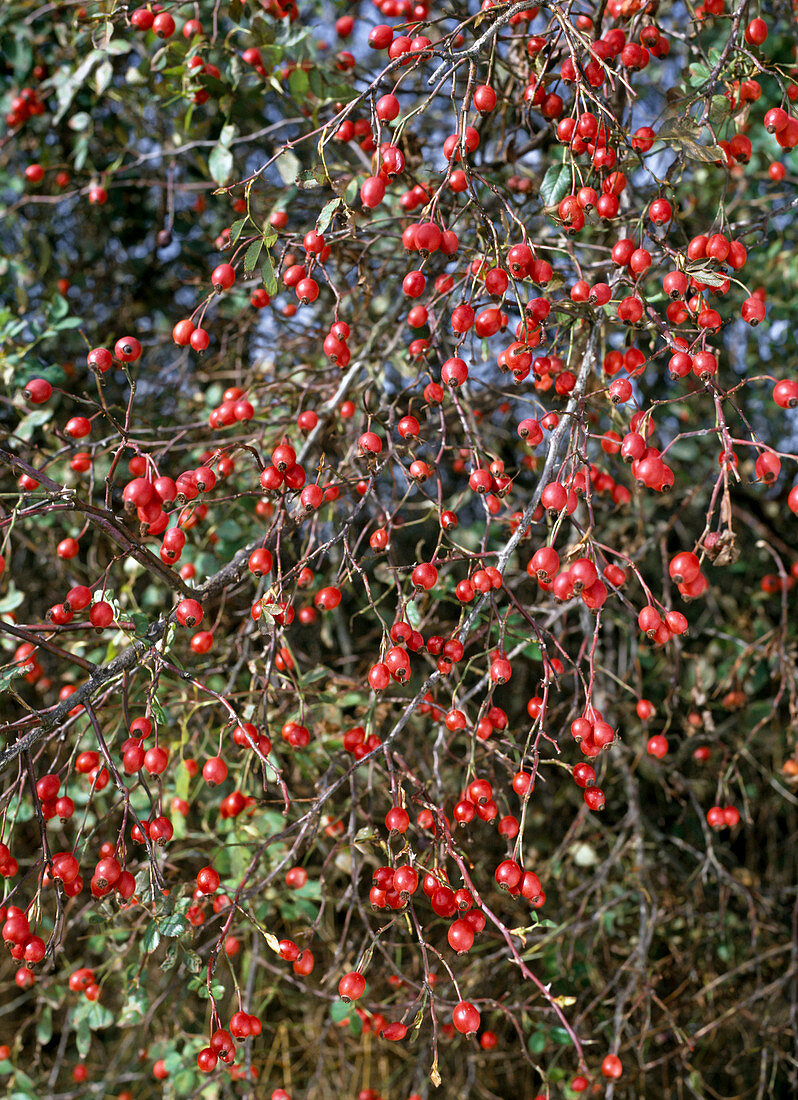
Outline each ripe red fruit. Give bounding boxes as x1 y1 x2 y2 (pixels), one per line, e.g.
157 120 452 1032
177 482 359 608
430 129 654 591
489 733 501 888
447 918 475 954
131 7 154 29
338 971 366 1001
473 84 497 112
647 735 669 759
143 746 168 775
197 1048 218 1073
707 806 726 829
202 757 227 785
452 1001 481 1035
152 12 175 37
745 17 767 45
65 416 91 439
172 319 195 345
24 378 52 403
649 197 673 223
176 598 203 627
584 787 605 811
360 176 385 208
669 551 700 585
385 806 410 833
411 562 437 590
114 336 142 362
495 859 522 890
89 601 114 628
211 263 236 290
196 866 220 894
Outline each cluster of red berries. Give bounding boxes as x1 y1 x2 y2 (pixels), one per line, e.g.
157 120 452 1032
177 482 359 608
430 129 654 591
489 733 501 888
5 79 47 130
707 805 741 829
196 1013 263 1073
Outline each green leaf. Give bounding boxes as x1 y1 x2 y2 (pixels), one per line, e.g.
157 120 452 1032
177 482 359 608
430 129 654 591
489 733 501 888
540 162 570 207
330 999 351 1022
85 1002 113 1030
229 218 248 245
2 32 34 79
172 1069 197 1095
316 197 340 235
95 58 113 95
527 1029 547 1054
181 947 203 973
142 922 161 953
14 408 52 442
262 253 278 297
300 666 328 684
688 62 711 87
244 238 263 273
321 82 357 103
118 988 148 1027
75 1019 91 1058
53 50 104 125
0 587 25 615
150 700 167 730
289 68 309 98
49 294 70 321
344 177 359 206
276 149 301 185
208 143 234 187
130 612 149 638
309 67 323 98
37 1005 53 1045
219 122 237 148
66 112 89 132
707 94 730 129
160 914 188 938
105 40 132 56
